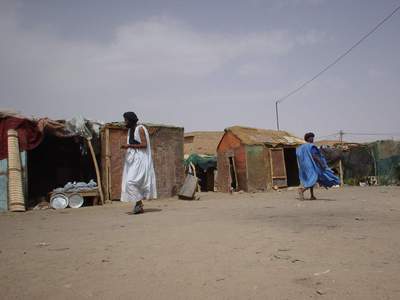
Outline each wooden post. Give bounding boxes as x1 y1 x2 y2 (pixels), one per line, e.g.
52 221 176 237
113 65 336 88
339 159 344 187
105 128 112 203
100 127 111 203
189 162 201 192
86 138 104 205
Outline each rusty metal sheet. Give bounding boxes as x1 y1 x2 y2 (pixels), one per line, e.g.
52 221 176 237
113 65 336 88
104 126 184 200
246 145 267 191
217 152 230 192
109 128 127 200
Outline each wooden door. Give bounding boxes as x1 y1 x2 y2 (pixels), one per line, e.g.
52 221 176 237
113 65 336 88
269 148 287 188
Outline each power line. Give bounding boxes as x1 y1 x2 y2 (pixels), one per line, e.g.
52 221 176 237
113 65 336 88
345 132 400 136
276 4 400 104
318 133 340 139
318 131 400 139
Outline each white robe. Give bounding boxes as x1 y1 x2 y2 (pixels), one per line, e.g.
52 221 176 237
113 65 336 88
121 125 157 203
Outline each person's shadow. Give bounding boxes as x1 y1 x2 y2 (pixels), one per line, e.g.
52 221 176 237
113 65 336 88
297 198 337 202
126 208 162 215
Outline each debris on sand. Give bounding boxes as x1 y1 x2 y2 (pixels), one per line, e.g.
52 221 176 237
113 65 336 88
48 248 70 252
33 201 50 210
314 269 330 276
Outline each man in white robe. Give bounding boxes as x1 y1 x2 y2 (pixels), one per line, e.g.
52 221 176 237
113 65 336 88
121 112 157 214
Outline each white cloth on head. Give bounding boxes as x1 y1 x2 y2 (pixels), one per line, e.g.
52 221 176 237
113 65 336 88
121 125 157 203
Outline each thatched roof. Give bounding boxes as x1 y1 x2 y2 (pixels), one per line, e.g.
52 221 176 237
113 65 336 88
184 131 224 155
225 126 304 147
102 122 182 130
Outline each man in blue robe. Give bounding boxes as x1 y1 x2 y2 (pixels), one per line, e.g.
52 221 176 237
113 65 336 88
296 132 340 200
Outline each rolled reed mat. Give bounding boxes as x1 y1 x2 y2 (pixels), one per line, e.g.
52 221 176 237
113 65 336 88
7 129 25 212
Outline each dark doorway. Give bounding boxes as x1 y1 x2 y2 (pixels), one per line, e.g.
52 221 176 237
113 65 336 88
197 167 215 192
284 148 300 187
228 156 237 191
27 135 95 207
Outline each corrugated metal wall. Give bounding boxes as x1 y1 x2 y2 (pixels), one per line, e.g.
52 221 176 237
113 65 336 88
0 158 7 211
217 132 248 192
0 151 27 212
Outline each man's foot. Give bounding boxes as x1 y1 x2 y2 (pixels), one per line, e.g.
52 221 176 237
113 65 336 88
133 201 144 214
310 196 317 200
298 188 305 201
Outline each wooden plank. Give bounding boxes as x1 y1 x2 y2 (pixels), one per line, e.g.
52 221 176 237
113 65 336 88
101 128 112 202
86 139 104 205
339 159 344 187
100 129 107 201
105 128 111 201
49 189 99 198
227 155 238 192
272 178 288 188
263 147 272 190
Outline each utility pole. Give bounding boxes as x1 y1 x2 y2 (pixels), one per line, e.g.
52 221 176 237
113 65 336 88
339 130 344 144
275 101 280 131
338 130 344 187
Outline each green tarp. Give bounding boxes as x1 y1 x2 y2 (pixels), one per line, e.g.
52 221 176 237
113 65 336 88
321 140 400 185
185 154 217 171
369 140 400 185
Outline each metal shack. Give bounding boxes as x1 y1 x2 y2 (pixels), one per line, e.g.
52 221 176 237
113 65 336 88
101 123 185 200
0 113 104 211
368 140 400 185
216 126 304 192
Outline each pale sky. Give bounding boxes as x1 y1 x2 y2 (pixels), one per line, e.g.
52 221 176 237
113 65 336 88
0 0 399 141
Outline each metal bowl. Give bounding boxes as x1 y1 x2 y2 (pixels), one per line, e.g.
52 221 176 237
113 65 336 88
68 193 84 208
50 193 69 210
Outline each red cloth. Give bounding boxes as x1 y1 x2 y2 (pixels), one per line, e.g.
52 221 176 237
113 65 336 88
0 117 44 160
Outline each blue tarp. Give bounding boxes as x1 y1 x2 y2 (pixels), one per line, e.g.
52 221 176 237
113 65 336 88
296 143 340 188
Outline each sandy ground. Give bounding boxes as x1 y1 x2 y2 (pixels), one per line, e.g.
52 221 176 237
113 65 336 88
1 186 400 300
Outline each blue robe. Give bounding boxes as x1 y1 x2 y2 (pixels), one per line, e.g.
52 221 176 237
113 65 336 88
296 143 340 188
